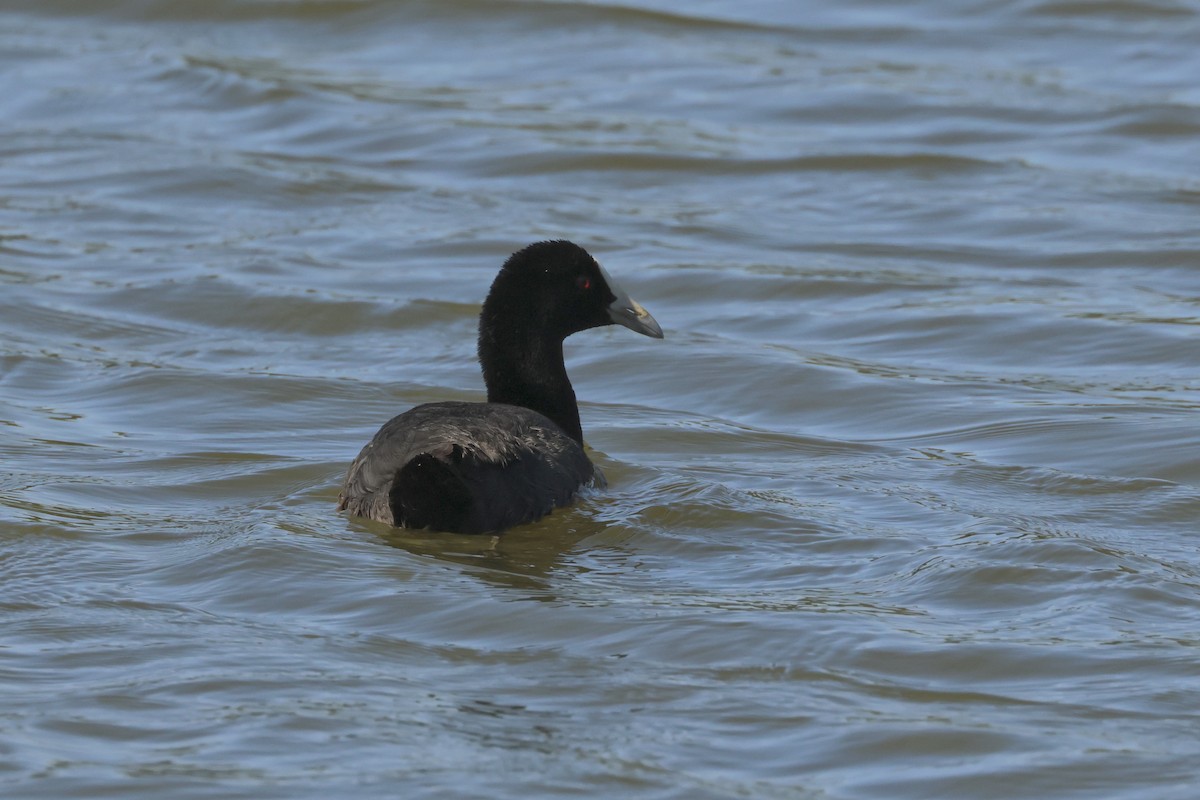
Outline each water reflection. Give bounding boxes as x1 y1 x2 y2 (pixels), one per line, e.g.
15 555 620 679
374 511 610 596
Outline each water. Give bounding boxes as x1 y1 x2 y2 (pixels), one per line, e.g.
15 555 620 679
3 1 1200 797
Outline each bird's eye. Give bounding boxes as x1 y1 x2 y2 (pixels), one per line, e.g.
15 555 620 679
576 276 592 290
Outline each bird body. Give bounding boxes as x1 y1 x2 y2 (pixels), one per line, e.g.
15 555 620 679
339 401 595 534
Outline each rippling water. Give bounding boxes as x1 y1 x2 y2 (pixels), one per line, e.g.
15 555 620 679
4 1 1200 797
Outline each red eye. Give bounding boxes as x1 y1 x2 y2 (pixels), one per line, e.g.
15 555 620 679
576 276 592 290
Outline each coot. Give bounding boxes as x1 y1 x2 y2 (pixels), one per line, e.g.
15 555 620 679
338 240 663 534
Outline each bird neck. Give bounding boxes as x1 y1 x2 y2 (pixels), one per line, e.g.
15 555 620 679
479 328 584 444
